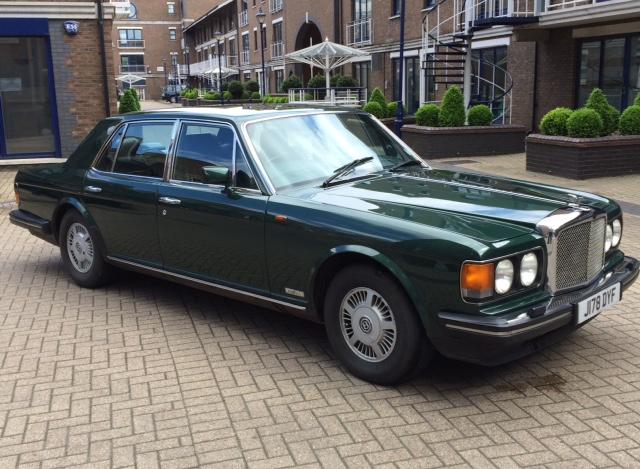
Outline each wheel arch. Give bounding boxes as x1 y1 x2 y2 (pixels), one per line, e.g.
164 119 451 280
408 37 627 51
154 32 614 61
52 197 107 256
309 245 425 324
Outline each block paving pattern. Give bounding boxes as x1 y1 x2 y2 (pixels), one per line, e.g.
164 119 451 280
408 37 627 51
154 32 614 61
1 163 640 468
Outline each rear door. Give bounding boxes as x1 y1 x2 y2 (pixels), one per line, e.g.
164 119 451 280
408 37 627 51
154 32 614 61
83 120 176 267
157 120 269 294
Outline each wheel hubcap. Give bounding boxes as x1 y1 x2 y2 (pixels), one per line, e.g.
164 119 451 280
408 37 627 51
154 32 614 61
340 287 397 363
67 223 94 273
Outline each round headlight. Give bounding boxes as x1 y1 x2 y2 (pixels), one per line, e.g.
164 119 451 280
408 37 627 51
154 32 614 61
495 260 514 295
605 224 613 252
520 253 538 287
612 219 622 247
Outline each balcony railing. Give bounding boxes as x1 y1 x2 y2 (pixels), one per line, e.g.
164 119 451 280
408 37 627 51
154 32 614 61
118 39 145 48
241 49 250 65
188 57 239 76
470 0 623 20
270 0 283 13
543 0 614 12
346 17 373 47
239 9 248 27
271 41 284 60
119 64 146 73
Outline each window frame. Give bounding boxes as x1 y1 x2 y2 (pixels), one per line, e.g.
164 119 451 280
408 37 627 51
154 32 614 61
167 120 261 193
91 119 178 180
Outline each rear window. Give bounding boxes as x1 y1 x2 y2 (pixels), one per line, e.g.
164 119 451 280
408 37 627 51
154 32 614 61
66 118 122 168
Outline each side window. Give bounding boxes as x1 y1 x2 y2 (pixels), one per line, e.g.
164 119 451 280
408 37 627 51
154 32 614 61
173 123 235 184
95 126 124 172
112 122 173 177
235 143 259 190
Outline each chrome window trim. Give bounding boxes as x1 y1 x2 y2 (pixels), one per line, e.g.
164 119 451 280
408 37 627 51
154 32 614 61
168 119 263 193
536 207 607 294
238 110 426 195
459 247 546 304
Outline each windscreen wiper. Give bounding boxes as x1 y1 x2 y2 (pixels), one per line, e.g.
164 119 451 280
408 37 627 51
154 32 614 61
388 159 426 172
321 156 374 188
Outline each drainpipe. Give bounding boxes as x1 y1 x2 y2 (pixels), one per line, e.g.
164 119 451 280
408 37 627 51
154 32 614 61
97 0 111 116
531 41 539 132
334 0 341 43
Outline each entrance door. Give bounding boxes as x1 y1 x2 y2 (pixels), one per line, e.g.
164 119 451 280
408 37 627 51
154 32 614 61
405 56 420 115
0 36 58 158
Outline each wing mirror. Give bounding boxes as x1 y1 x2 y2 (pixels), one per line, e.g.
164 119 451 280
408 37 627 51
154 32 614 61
202 166 231 187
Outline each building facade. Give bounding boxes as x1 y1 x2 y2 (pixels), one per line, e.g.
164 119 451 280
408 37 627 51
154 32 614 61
0 1 121 159
182 0 639 131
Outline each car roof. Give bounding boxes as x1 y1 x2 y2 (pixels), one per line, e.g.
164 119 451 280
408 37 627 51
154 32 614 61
119 106 364 124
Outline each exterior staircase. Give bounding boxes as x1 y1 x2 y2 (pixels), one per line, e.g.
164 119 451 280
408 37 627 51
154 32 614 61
421 0 537 123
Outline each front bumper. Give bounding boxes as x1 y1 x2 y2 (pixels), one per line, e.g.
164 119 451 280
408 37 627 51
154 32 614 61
436 256 639 366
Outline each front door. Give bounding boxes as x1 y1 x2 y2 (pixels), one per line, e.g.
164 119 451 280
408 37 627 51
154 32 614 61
83 120 175 267
157 121 269 294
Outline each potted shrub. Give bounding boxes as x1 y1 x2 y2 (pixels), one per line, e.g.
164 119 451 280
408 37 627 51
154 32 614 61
400 86 526 159
118 89 140 114
526 88 640 179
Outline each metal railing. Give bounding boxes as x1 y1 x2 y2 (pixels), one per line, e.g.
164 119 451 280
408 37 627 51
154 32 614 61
288 87 368 106
271 41 284 60
239 9 248 27
119 64 146 73
270 0 283 13
241 49 251 65
543 0 614 12
117 39 145 48
346 17 373 47
188 57 239 76
473 0 536 19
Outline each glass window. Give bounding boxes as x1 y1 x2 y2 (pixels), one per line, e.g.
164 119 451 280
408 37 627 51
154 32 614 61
391 0 400 15
0 36 57 156
95 126 124 172
601 38 625 109
353 0 371 19
246 113 417 191
169 29 177 40
235 143 259 190
167 2 175 14
578 41 601 106
424 0 435 8
354 61 370 93
392 58 401 101
173 124 235 184
630 37 640 105
275 69 284 92
113 122 173 177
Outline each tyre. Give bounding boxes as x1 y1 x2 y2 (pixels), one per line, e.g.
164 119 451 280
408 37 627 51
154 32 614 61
59 210 113 288
324 264 433 385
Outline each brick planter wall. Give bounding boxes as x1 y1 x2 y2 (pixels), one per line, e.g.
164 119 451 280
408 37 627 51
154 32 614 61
400 125 527 159
526 134 640 180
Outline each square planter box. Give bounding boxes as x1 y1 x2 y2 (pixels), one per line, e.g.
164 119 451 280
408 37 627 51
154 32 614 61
526 134 640 180
400 125 526 159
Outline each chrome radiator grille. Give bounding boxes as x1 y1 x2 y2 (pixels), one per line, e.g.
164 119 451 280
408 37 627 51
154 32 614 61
554 217 606 291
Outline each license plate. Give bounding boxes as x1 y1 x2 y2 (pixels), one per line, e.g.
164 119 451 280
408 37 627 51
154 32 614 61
577 283 620 324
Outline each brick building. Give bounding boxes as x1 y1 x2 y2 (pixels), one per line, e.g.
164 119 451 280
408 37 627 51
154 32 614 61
183 0 639 130
112 0 211 101
0 1 122 159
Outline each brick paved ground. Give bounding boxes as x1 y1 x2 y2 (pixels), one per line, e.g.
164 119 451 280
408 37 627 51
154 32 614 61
1 159 640 469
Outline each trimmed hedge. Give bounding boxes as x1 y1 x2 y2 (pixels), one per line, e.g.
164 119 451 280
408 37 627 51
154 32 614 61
118 89 140 114
619 105 640 135
250 91 261 100
415 104 440 127
467 105 493 126
566 108 603 138
223 91 233 101
245 80 260 93
307 74 326 88
363 101 385 119
386 101 407 117
585 88 619 136
282 74 302 92
203 91 221 101
540 107 573 136
227 81 244 99
369 88 387 110
439 86 465 127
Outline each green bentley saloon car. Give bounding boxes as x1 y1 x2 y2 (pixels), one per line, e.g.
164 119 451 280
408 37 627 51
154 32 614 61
10 107 639 384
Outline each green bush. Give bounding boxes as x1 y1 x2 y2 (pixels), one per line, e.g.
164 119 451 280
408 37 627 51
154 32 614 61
332 75 359 87
223 91 233 101
282 74 302 92
566 108 603 138
585 88 618 136
241 90 250 99
129 88 140 108
118 89 139 114
278 97 289 103
619 105 640 135
227 80 244 99
386 101 407 117
415 104 440 127
467 104 493 126
363 101 385 119
307 74 326 88
304 93 314 101
261 95 271 103
635 93 640 107
369 88 387 111
439 86 466 127
203 91 220 101
245 80 260 93
250 91 261 100
539 107 573 136
182 89 198 100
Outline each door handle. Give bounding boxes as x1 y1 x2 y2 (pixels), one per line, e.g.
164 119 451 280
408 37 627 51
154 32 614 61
159 196 181 205
84 186 102 193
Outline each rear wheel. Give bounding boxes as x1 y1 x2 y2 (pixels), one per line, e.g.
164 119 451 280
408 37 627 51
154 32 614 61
324 265 433 385
59 210 112 288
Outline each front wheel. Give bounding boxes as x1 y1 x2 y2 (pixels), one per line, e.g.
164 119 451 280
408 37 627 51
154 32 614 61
324 265 433 385
59 210 113 288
